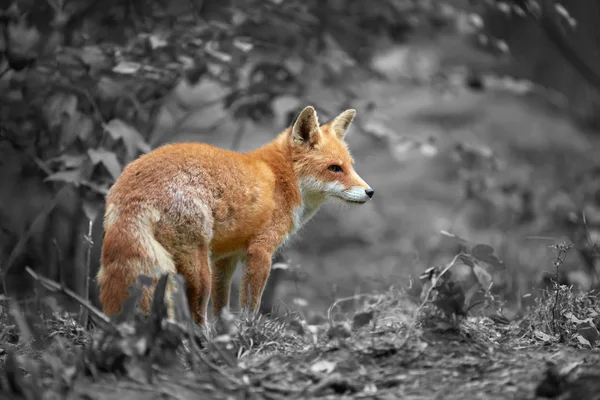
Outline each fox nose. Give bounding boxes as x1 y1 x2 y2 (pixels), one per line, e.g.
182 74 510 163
365 188 374 198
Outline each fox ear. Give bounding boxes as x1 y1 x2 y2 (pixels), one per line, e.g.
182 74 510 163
329 109 356 139
291 106 320 146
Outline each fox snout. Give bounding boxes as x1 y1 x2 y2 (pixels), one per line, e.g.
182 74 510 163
340 185 374 203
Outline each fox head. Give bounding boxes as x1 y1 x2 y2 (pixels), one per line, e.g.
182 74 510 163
289 106 374 205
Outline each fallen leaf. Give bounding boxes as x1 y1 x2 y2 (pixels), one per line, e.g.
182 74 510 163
113 61 141 75
352 310 374 329
578 323 600 346
576 334 592 348
327 322 351 340
534 330 554 343
472 263 493 291
310 360 337 374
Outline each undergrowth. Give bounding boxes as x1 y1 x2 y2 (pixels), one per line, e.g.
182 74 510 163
0 240 599 399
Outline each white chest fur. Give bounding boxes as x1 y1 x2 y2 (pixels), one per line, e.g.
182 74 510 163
289 177 329 235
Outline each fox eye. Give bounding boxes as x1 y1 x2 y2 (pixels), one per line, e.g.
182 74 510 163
328 165 343 173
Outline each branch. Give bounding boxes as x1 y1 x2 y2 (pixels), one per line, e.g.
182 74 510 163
25 266 116 332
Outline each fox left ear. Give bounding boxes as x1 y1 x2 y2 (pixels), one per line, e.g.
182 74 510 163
291 106 320 147
328 109 356 139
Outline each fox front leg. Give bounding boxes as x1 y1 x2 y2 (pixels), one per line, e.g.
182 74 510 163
240 245 273 313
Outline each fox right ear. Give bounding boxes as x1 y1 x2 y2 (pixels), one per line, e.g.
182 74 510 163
291 106 320 146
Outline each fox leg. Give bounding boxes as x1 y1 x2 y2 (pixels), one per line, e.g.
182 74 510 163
176 246 211 325
240 244 273 314
210 256 239 318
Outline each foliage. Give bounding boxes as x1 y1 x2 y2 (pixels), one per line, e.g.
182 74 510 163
522 242 600 348
418 230 505 324
0 0 467 301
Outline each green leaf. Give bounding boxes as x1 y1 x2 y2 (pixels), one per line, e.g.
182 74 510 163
103 119 151 160
88 148 123 181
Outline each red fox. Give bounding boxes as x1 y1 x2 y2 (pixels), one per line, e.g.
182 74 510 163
97 106 374 325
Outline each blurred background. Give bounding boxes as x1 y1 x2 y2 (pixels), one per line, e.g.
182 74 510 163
1 0 600 323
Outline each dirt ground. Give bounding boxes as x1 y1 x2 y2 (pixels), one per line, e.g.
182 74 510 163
57 304 600 400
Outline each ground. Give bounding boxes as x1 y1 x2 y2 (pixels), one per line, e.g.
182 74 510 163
3 38 600 399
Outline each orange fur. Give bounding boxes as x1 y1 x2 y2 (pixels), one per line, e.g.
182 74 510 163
97 106 374 325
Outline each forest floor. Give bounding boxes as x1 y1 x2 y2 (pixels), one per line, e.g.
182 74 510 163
2 287 600 400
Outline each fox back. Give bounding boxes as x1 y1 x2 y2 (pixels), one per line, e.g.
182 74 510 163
97 106 374 325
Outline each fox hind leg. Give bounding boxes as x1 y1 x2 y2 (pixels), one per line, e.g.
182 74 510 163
176 246 212 325
211 256 239 318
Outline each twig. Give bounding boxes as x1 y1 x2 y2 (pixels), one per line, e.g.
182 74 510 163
397 253 463 349
24 266 116 332
79 218 94 327
0 65 10 80
196 351 244 387
327 293 376 323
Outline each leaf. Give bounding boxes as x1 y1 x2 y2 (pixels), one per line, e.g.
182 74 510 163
233 37 254 52
471 244 504 269
534 330 554 343
97 76 125 100
44 169 83 185
113 61 141 74
310 360 337 374
82 199 102 223
564 312 593 325
7 18 41 61
472 263 493 291
205 41 232 63
88 148 123 181
352 310 374 329
147 34 168 49
43 92 79 129
326 323 351 340
48 154 87 169
462 280 481 308
78 46 110 72
440 230 469 246
61 111 94 149
4 185 72 277
577 323 600 346
576 334 592 348
104 119 151 160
